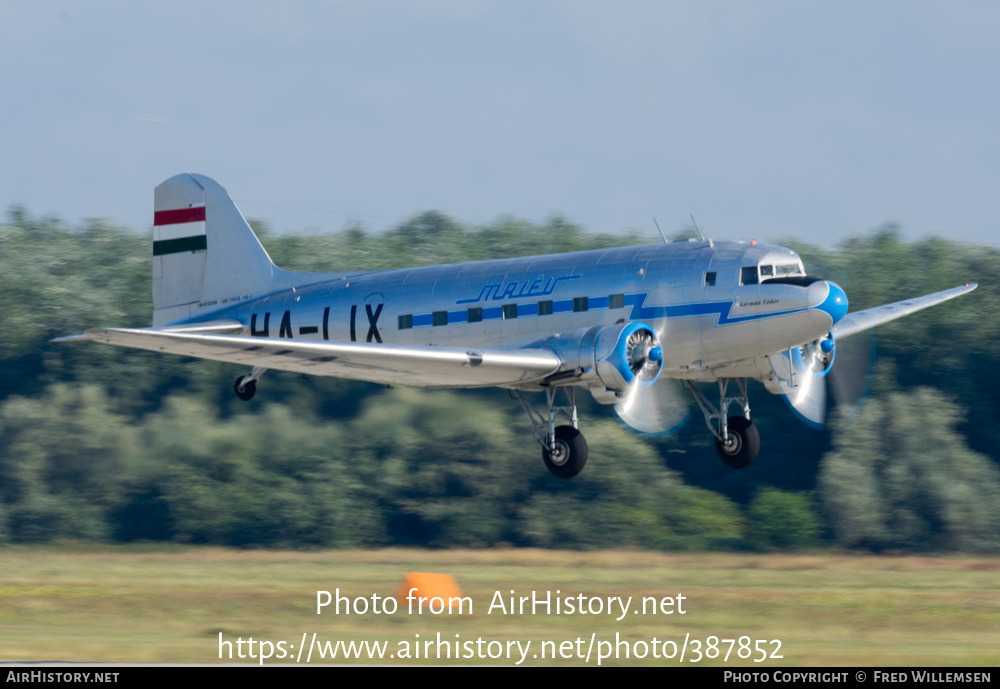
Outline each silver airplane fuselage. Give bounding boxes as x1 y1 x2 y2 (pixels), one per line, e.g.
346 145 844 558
210 239 844 389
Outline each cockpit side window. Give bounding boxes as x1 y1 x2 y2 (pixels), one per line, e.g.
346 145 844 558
760 264 774 278
740 266 758 285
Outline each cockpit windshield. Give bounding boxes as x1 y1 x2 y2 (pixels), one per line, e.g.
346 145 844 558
758 263 803 282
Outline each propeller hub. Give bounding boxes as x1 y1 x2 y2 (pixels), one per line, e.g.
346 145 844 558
625 328 663 383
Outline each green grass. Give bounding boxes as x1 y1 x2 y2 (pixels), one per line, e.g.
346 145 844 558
0 548 997 666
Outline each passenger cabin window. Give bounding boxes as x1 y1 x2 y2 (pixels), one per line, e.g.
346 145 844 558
398 314 413 330
537 300 553 315
502 304 518 319
432 311 448 326
573 297 589 312
467 307 483 323
609 293 625 309
705 271 716 286
740 266 759 285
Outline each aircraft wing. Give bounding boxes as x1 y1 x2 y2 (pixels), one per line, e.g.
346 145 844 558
831 283 977 340
70 326 563 388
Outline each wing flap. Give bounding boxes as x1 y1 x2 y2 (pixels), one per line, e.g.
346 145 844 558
78 327 563 388
831 283 977 339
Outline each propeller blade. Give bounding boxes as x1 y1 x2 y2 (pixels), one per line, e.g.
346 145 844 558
828 330 875 417
781 368 827 428
768 342 829 429
614 376 691 436
614 319 690 435
770 328 875 429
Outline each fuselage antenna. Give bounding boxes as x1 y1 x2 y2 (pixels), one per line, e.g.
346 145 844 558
690 214 713 247
652 217 669 245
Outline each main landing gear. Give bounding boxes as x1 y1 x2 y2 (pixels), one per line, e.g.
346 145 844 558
684 378 760 468
515 377 760 476
514 387 588 478
234 367 266 401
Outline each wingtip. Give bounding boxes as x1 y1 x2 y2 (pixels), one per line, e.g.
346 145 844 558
50 333 91 343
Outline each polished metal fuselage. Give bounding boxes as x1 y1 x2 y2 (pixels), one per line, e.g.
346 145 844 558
205 239 838 387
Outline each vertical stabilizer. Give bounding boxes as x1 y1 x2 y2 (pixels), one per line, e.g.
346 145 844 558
152 174 279 326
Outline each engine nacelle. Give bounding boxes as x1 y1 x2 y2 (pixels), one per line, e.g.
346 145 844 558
592 321 663 391
535 321 663 400
764 331 836 394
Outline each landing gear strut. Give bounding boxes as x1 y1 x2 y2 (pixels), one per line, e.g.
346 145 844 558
685 378 760 468
514 387 588 478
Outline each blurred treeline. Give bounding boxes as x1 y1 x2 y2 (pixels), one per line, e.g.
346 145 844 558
1 207 998 552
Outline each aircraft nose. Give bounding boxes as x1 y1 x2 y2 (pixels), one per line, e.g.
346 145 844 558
813 280 849 325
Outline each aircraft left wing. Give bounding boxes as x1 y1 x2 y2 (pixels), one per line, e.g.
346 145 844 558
70 327 563 388
831 283 977 340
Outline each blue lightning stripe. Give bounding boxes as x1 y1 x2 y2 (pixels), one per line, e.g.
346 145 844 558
627 294 808 325
405 292 811 328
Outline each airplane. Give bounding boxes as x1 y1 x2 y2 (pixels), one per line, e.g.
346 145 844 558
56 173 978 478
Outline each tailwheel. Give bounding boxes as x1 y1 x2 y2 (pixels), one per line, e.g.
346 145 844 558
715 416 759 468
234 376 256 401
542 425 588 478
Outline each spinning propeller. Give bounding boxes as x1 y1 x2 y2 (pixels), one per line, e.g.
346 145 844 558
613 322 691 436
769 329 875 428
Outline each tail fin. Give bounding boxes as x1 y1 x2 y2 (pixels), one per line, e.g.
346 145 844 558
153 174 278 326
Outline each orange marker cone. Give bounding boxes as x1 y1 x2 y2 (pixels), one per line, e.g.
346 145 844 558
397 573 464 613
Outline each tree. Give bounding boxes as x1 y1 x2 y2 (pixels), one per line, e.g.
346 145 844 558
818 388 1000 552
746 487 822 550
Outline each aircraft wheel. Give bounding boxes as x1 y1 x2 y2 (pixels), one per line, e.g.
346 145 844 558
234 376 256 401
542 425 588 478
715 416 759 468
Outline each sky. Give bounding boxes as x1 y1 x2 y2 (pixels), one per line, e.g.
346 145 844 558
2 1 999 247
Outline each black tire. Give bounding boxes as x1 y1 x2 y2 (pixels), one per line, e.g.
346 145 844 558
234 376 256 401
542 425 588 478
715 416 759 468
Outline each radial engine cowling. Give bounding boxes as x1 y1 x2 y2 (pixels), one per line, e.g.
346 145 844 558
591 321 663 393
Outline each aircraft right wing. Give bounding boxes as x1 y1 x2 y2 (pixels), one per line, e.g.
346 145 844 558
73 327 564 388
831 283 977 340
